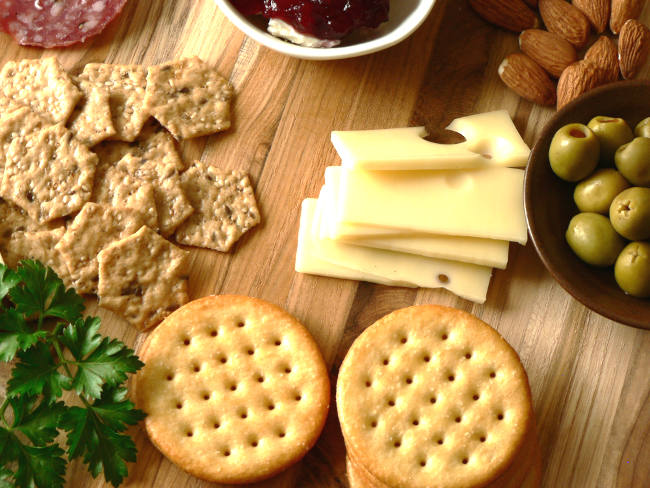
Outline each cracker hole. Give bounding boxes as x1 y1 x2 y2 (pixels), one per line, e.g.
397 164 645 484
480 436 487 443
462 458 469 465
419 460 427 467
220 356 227 364
223 450 231 457
438 273 449 284
247 348 254 355
183 338 190 346
295 394 302 401
202 392 210 401
448 375 455 382
400 337 407 344
429 396 437 404
490 371 496 378
473 394 480 401
387 399 395 407
213 422 220 429
166 374 174 381
393 441 401 448
455 416 462 423
274 339 282 346
370 420 377 428
365 380 372 388
278 431 286 438
192 364 201 373
240 412 248 419
251 440 258 447
186 431 193 437
423 355 431 363
441 333 448 340
210 329 217 337
412 419 419 426
437 438 444 445
175 402 182 409
285 367 292 374
229 384 237 391
267 403 275 411
257 375 265 383
237 321 245 328
382 358 389 366
497 413 504 421
406 377 413 385
465 352 472 359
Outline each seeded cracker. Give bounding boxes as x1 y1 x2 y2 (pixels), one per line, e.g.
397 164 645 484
67 77 116 146
0 199 61 260
1 227 73 287
98 226 190 330
55 203 145 294
134 295 330 483
144 57 233 139
0 124 97 222
0 107 48 178
78 63 149 142
93 154 159 230
116 154 193 236
0 57 81 123
174 161 260 252
92 119 184 171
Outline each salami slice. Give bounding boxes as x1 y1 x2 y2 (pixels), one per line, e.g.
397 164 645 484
0 0 128 48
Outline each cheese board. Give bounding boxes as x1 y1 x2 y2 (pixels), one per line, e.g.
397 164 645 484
0 0 648 487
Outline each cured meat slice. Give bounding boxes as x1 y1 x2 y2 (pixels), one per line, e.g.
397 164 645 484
0 0 128 48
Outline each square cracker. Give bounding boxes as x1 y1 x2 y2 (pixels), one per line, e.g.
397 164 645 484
55 202 145 295
0 124 97 222
1 227 73 287
98 226 189 330
78 63 149 142
174 161 260 252
92 119 184 171
0 107 49 177
144 57 233 139
0 198 60 259
67 77 116 146
116 154 193 236
93 154 159 230
0 57 81 123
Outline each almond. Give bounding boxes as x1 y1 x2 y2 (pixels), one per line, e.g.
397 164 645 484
469 0 539 32
557 61 607 109
585 36 620 83
519 29 578 78
539 0 591 48
572 0 610 33
610 0 644 35
618 19 650 79
498 53 556 106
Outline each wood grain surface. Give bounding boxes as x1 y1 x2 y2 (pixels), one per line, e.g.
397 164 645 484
1 1 649 487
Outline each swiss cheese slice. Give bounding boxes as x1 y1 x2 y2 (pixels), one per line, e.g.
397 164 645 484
297 199 493 303
332 110 530 170
315 168 510 269
332 166 528 244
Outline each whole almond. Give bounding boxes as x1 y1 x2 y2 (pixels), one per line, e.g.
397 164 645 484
572 0 610 33
539 0 591 48
585 36 620 82
618 19 650 79
519 29 578 77
557 61 607 109
469 0 539 32
610 0 644 35
498 53 556 106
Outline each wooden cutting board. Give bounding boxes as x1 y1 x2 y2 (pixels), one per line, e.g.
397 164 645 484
0 0 648 487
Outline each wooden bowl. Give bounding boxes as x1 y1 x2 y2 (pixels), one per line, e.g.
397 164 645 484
525 80 650 330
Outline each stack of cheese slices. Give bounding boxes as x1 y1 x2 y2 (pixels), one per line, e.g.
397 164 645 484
295 111 530 303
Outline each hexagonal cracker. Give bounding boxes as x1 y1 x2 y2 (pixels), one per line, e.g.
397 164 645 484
144 57 233 139
55 202 145 294
174 161 260 252
0 57 81 123
67 77 116 146
0 124 97 222
98 226 190 330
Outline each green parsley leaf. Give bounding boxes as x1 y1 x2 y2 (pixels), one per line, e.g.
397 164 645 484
60 318 144 399
62 388 145 487
0 466 14 488
0 309 47 361
7 342 72 403
10 396 67 445
0 264 20 302
10 260 84 322
14 443 67 488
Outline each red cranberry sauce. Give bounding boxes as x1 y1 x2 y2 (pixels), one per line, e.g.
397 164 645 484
231 0 390 40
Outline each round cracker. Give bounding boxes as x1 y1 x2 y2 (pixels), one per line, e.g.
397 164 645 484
337 305 533 488
135 295 330 484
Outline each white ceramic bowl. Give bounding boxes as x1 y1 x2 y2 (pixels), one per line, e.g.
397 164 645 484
214 0 437 60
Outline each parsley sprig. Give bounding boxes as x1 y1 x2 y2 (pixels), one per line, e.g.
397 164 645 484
0 260 145 487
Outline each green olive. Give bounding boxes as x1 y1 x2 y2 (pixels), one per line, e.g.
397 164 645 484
549 123 600 182
566 213 625 267
588 116 634 165
609 187 650 241
634 117 650 138
573 169 630 214
614 137 650 187
614 241 650 297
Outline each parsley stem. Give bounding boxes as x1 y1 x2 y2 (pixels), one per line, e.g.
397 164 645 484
51 338 92 408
